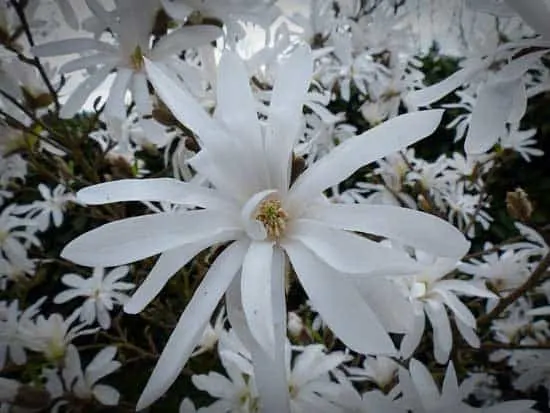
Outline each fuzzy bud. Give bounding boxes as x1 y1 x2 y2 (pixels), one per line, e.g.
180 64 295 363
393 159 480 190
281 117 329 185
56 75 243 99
506 188 533 222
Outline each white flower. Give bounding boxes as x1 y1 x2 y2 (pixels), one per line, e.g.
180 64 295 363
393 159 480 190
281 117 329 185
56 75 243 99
500 124 543 162
32 0 222 120
346 355 399 389
62 344 121 406
61 47 469 410
54 266 134 330
0 204 39 268
398 251 496 364
0 298 44 369
17 184 74 232
20 310 98 362
396 359 536 413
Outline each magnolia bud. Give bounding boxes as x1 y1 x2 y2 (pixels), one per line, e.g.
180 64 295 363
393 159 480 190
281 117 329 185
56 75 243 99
506 187 533 222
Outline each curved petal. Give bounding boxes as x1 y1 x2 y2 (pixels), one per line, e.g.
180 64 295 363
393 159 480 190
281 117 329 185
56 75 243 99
241 241 275 355
150 26 222 60
288 219 418 275
306 203 470 258
283 239 396 355
61 210 241 267
136 239 249 411
76 178 238 211
288 110 444 209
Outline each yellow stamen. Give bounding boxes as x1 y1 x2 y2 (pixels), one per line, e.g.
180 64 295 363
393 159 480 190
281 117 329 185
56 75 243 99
255 199 289 240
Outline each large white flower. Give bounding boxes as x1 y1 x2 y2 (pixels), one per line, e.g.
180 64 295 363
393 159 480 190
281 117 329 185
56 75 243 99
61 46 469 410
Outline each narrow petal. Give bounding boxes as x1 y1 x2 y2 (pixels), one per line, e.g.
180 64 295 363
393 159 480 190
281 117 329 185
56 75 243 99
436 290 476 327
400 311 425 359
61 210 241 267
283 240 396 355
425 300 452 364
136 239 249 411
288 110 444 209
150 26 222 60
288 219 419 275
125 230 240 314
408 359 441 410
60 64 114 118
32 39 117 56
105 69 133 119
307 203 470 258
131 72 153 115
241 241 275 354
59 54 118 73
266 45 313 191
226 275 291 413
76 178 238 211
405 61 486 107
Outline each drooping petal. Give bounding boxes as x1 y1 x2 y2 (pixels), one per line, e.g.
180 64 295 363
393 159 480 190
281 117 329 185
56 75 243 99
400 310 425 359
61 210 241 267
283 239 396 355
306 203 470 258
226 275 291 413
59 53 118 73
425 300 453 364
241 241 275 354
408 359 441 411
288 219 419 275
288 110 444 209
125 230 240 314
136 239 249 411
76 178 238 211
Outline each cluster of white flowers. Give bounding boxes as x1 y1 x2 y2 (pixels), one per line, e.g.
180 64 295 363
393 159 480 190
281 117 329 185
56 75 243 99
0 0 549 412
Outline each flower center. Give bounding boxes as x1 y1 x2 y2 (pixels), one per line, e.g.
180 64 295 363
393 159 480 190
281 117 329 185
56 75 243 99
130 45 144 71
255 199 289 240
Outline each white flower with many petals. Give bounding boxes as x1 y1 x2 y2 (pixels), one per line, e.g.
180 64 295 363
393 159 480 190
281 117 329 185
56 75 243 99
54 266 134 330
32 0 222 121
16 184 74 232
61 46 469 410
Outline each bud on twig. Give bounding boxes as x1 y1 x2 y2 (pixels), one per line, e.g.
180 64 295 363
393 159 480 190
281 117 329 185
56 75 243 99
506 187 533 222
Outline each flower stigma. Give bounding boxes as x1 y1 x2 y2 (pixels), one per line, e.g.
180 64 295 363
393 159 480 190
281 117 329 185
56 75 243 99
255 198 289 240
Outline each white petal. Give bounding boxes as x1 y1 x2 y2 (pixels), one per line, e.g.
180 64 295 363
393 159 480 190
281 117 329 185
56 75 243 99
307 203 470 258
61 211 240 267
455 317 480 348
60 64 114 118
144 58 227 148
131 73 153 115
288 219 418 275
465 79 521 154
405 62 486 107
436 279 497 298
59 54 117 73
425 300 452 364
136 239 248 410
76 178 238 211
437 290 476 327
266 45 313 191
125 230 239 314
288 110 444 209
241 241 275 354
105 69 133 119
354 278 414 333
32 39 117 56
283 239 396 355
93 385 120 406
408 359 441 409
226 275 291 413
400 311 425 359
503 0 550 38
150 26 222 60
